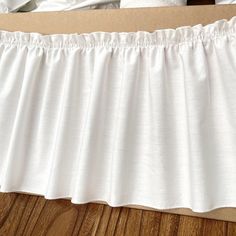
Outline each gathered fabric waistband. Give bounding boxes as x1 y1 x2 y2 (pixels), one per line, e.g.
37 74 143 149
1 14 236 213
0 16 236 49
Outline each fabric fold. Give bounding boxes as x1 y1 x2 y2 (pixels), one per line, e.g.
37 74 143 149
0 0 120 12
120 0 187 8
0 17 236 212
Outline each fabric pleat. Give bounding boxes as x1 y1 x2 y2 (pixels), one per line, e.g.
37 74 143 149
216 0 236 4
120 0 187 8
0 17 236 212
0 0 120 12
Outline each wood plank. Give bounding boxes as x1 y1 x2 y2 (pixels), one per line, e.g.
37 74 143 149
124 208 143 236
14 195 39 236
22 197 47 235
104 207 121 235
140 210 161 236
0 193 25 236
159 213 180 236
77 203 104 235
30 199 78 236
177 215 204 236
227 222 236 236
71 204 88 236
95 205 113 235
203 219 227 236
114 207 130 236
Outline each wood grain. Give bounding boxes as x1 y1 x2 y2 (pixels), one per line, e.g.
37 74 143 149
1 192 235 236
140 210 161 235
159 213 180 236
178 215 204 236
203 219 228 236
228 222 236 236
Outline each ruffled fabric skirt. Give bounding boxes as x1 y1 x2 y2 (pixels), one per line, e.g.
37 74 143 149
0 17 236 212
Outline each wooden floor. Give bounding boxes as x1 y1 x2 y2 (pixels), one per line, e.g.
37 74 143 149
0 192 235 236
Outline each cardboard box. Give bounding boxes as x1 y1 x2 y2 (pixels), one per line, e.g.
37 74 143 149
0 4 236 222
0 4 236 34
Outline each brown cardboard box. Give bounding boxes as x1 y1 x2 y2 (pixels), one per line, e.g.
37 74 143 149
0 4 236 222
0 4 236 34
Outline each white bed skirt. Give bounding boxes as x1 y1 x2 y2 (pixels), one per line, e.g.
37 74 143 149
0 17 236 213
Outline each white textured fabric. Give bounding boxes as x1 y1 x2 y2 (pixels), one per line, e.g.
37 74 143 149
0 0 119 12
33 0 120 11
120 0 186 8
0 0 31 12
0 2 8 12
0 17 236 212
216 0 236 4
